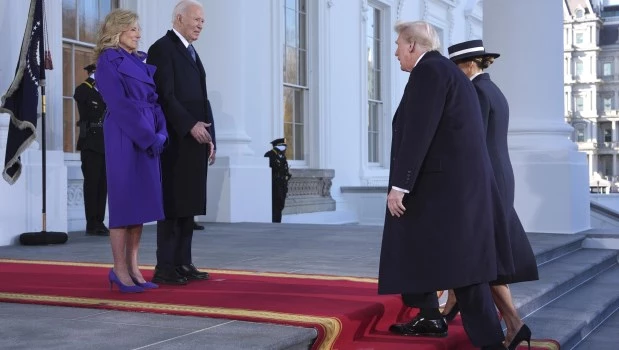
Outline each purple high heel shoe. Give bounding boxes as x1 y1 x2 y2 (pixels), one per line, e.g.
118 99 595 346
130 276 159 289
108 269 144 293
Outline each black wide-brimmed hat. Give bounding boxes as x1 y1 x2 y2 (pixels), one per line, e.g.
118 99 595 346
447 40 500 62
83 64 96 73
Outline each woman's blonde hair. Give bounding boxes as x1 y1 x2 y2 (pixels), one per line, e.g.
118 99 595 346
94 9 139 60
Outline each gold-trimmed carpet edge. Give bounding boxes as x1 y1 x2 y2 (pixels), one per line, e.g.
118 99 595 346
0 258 376 283
0 292 341 349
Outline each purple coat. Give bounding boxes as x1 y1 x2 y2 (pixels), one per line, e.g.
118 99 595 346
96 48 168 228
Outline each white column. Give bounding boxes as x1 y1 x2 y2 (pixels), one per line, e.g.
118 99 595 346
484 0 590 233
195 0 271 222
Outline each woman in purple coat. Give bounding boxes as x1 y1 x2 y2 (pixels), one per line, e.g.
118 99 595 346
93 9 167 293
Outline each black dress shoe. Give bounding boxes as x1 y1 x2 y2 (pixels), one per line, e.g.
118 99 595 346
193 222 205 230
85 228 109 236
176 264 209 280
97 223 110 234
152 267 188 285
389 315 448 338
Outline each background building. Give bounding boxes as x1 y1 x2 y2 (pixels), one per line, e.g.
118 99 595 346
564 0 619 190
0 0 589 245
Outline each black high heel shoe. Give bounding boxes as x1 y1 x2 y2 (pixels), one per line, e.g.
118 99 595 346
508 324 531 350
441 302 459 322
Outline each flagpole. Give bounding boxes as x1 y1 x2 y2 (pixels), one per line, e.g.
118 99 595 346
18 0 67 245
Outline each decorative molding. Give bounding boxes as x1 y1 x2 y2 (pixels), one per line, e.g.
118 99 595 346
396 0 405 20
422 0 458 47
464 0 483 39
67 181 83 208
361 0 369 22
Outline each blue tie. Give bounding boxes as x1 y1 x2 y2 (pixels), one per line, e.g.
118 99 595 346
188 44 196 62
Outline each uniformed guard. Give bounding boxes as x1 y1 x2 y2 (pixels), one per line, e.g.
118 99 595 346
264 138 292 223
74 64 109 236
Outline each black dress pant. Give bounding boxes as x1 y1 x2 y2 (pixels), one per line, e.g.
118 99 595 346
402 282 504 347
80 149 107 229
156 216 194 270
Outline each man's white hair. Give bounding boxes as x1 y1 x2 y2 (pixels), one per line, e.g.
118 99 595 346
172 0 202 24
394 20 441 52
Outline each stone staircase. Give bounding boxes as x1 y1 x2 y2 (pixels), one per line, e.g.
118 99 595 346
510 233 619 350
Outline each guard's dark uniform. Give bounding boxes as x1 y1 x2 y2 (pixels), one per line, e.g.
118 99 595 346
74 65 108 235
264 138 291 223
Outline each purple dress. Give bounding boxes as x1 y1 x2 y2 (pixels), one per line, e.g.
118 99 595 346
96 48 168 228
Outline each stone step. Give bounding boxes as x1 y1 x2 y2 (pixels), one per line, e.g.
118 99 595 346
522 263 619 350
572 305 619 350
529 233 586 266
511 248 618 318
0 302 318 350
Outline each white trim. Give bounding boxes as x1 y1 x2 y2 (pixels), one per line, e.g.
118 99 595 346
448 46 485 58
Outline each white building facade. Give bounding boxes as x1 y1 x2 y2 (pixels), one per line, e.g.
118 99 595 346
0 0 589 246
564 0 619 188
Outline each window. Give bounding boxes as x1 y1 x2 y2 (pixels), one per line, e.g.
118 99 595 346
576 128 585 142
575 8 584 18
603 62 612 76
604 97 612 112
604 128 612 142
283 0 308 161
575 32 584 44
576 96 584 111
575 60 583 75
62 0 118 153
367 6 382 163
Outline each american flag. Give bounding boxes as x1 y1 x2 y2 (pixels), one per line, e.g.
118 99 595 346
1 0 45 184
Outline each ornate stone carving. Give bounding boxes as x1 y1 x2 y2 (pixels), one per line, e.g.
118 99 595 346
67 180 83 208
283 169 336 214
361 0 369 22
327 0 334 8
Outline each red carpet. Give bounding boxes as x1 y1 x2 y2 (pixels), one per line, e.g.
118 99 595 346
0 259 558 350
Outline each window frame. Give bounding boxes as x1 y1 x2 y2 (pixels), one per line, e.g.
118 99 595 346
282 0 310 164
361 0 391 178
61 0 118 154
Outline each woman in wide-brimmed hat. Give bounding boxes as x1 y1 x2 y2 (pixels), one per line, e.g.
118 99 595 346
443 39 539 350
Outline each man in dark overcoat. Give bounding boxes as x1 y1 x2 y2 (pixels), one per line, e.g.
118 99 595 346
147 0 215 285
74 64 108 236
379 21 513 350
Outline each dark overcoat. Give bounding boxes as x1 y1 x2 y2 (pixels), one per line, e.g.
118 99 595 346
378 51 514 295
147 30 216 219
473 73 538 284
96 49 168 228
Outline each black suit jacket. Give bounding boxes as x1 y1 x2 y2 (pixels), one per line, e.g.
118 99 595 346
378 51 513 294
147 30 216 218
74 77 106 153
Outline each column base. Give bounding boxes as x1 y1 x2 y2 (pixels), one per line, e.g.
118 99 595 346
201 155 271 223
512 148 590 234
0 149 68 246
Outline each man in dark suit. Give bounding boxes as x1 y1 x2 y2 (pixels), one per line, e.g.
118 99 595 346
378 21 511 350
74 64 108 236
147 0 216 285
